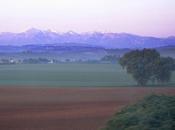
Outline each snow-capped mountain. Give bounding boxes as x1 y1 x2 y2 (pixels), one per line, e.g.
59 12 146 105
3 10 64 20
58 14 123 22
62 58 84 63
0 28 175 49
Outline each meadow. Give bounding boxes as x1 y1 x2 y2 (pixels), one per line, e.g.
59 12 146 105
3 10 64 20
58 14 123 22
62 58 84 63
0 63 174 87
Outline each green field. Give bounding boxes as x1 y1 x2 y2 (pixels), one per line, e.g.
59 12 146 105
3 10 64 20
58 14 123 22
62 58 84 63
0 63 174 87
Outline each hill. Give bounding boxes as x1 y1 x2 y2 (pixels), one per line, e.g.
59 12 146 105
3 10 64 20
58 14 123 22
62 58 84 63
0 45 174 61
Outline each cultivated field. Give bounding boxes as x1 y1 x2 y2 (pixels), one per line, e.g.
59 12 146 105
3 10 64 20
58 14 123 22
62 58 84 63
0 87 175 130
0 63 175 87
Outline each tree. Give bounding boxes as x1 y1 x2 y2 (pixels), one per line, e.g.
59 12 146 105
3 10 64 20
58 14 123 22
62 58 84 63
154 57 174 83
119 49 174 86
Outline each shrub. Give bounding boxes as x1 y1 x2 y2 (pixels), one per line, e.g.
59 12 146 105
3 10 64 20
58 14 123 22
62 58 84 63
102 95 175 130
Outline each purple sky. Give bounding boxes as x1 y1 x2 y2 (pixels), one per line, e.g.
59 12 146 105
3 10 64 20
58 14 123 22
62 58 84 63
0 0 175 37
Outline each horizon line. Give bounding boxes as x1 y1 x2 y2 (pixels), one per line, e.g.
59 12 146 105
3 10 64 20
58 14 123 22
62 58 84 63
0 27 174 39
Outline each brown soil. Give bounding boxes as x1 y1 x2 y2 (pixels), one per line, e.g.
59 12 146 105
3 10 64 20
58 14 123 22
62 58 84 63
0 87 175 130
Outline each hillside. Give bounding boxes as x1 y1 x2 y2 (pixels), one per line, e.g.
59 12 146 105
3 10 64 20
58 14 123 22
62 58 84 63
102 95 175 130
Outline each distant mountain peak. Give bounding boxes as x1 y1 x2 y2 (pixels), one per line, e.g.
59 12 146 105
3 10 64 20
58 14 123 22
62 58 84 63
64 31 79 35
25 28 43 34
0 29 175 48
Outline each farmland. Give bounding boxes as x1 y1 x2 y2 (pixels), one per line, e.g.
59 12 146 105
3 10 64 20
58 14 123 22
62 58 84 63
0 63 175 87
0 63 175 130
0 87 175 130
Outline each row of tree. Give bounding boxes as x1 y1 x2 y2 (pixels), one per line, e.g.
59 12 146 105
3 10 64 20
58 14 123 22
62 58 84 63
119 49 175 86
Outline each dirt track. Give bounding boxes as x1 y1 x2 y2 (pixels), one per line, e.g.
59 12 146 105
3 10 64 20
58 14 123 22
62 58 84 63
0 87 175 130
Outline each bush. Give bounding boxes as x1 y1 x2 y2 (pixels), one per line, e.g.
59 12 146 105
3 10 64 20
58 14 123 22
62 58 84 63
102 95 175 130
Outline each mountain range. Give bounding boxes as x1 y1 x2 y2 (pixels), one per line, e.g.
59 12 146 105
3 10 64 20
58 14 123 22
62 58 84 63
0 28 175 49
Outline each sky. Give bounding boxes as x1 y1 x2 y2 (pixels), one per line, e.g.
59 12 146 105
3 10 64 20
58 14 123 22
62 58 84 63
0 0 175 37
